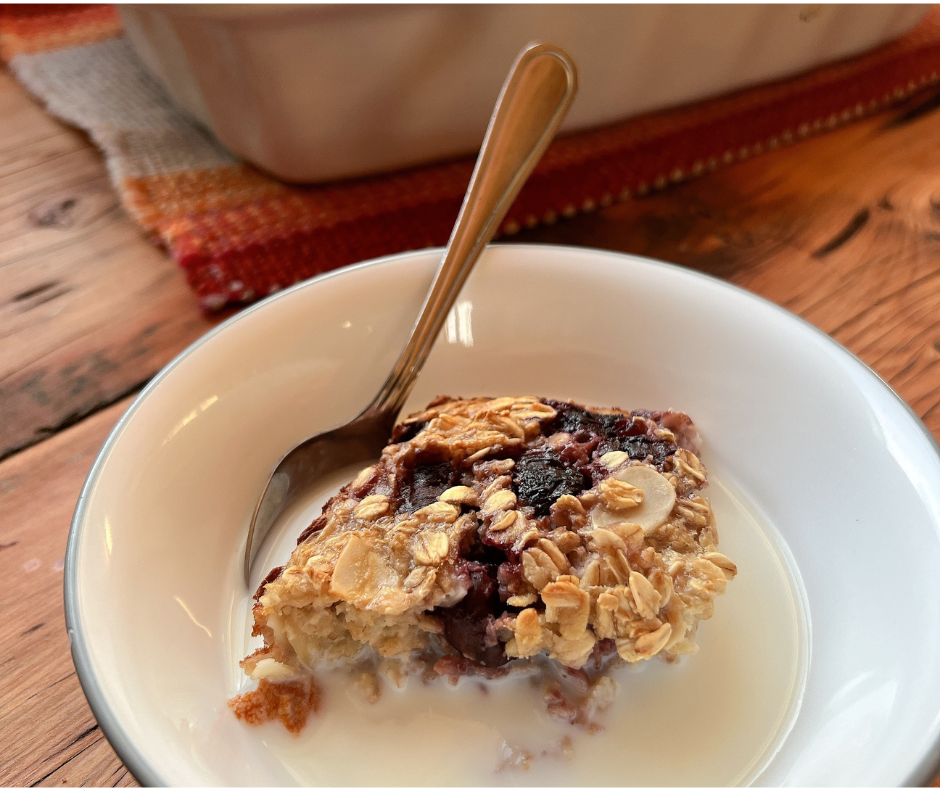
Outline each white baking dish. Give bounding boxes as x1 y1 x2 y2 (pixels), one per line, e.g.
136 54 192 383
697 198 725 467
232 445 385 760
119 4 926 183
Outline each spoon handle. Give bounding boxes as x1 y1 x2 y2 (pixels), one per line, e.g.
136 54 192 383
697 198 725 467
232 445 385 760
365 43 578 421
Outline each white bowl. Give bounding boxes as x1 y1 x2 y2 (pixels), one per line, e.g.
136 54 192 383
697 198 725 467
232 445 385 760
66 245 940 785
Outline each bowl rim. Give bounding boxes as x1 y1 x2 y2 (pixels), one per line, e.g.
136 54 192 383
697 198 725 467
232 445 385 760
64 242 940 787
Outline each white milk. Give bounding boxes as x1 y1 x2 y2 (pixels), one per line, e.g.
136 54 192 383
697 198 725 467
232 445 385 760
234 470 808 786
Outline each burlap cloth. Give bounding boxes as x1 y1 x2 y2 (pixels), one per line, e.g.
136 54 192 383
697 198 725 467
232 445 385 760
5 4 940 311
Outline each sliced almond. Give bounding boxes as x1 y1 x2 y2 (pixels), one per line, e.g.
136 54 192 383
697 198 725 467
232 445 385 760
330 534 401 608
592 464 677 533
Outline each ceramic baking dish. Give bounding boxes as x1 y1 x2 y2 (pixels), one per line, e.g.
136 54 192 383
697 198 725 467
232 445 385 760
119 4 927 183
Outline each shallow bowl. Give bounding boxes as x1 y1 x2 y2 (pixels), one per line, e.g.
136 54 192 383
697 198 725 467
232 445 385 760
66 244 940 785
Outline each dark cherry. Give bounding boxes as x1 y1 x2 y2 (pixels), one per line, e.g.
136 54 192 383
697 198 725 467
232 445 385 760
460 539 506 567
513 451 587 517
619 436 672 464
390 420 428 444
545 400 622 438
437 561 508 667
398 460 458 513
542 398 676 467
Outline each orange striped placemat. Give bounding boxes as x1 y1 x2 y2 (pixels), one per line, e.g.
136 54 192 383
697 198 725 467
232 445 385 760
5 4 940 311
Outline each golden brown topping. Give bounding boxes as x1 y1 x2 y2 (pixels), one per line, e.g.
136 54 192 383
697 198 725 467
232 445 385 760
439 485 479 506
513 608 545 657
552 530 582 554
672 448 707 482
635 622 672 657
351 464 376 490
703 552 738 578
581 559 601 587
550 630 596 667
549 494 588 530
598 478 644 512
412 532 450 566
354 494 390 521
537 538 571 573
481 489 517 515
522 545 561 590
489 510 518 532
629 570 662 619
542 576 591 640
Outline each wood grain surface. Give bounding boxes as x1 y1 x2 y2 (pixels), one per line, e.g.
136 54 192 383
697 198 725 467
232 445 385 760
0 399 134 787
0 68 224 464
3 60 940 786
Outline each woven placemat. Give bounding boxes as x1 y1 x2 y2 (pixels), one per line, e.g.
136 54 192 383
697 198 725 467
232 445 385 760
5 4 940 311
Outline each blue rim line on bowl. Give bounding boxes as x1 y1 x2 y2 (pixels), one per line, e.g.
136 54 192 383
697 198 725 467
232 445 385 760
64 243 940 787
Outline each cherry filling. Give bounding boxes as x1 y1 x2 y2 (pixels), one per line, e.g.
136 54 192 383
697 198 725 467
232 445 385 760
544 399 676 467
399 459 459 513
397 399 678 667
548 399 624 437
436 560 509 667
513 452 587 517
618 435 672 465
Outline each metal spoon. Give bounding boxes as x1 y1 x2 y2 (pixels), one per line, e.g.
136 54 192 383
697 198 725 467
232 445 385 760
244 43 578 584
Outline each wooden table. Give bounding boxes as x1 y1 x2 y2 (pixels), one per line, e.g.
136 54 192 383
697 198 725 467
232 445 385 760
3 60 940 786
